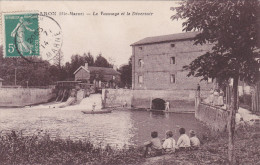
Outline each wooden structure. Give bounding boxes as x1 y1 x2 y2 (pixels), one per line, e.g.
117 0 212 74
56 81 81 89
55 81 94 102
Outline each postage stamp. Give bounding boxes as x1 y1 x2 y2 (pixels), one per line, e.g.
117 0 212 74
1 12 40 58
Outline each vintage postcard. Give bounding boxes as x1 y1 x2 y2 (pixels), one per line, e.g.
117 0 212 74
0 1 259 165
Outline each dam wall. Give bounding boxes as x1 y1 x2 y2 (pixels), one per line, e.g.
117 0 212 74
0 87 55 107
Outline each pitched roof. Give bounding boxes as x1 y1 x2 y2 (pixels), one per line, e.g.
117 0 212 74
88 66 121 75
73 66 89 75
73 65 120 75
131 31 200 46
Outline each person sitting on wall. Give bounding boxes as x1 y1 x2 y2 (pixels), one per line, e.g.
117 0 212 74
162 130 176 154
213 89 219 106
176 128 191 151
189 130 200 150
204 88 214 104
217 90 224 106
143 131 163 158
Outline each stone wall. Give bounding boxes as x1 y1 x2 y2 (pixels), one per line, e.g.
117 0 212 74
195 102 229 131
102 89 133 107
0 88 55 107
103 89 210 112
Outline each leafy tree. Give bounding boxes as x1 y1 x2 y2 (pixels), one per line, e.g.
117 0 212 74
83 52 94 66
94 54 112 68
0 45 54 86
171 0 260 164
119 57 132 88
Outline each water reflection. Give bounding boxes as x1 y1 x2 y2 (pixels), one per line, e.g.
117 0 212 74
0 108 206 148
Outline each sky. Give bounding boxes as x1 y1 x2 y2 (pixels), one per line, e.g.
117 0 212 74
0 1 184 67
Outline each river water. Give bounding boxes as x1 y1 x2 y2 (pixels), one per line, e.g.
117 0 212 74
0 107 207 148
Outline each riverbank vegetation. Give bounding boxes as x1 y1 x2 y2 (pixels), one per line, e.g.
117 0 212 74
0 125 259 165
0 130 144 165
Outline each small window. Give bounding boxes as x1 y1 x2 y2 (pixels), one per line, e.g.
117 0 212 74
139 46 143 50
138 59 144 67
170 57 175 64
112 76 115 80
138 75 143 83
170 74 175 83
171 43 175 47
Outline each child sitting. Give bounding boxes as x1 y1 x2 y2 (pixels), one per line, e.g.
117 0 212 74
176 128 191 151
143 131 163 157
189 130 200 150
162 130 176 153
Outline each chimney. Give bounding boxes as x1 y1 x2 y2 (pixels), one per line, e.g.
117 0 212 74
113 65 117 70
85 63 88 69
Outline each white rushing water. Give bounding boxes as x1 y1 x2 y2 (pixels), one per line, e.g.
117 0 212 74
23 93 103 111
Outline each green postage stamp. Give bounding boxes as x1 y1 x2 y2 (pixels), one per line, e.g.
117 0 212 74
1 12 40 57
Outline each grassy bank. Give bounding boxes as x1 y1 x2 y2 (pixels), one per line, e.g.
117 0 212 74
143 125 260 165
0 125 259 165
0 131 144 165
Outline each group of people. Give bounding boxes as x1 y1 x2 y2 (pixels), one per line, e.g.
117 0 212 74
204 88 224 106
143 128 200 158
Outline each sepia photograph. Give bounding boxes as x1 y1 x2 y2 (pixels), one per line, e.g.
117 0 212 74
0 0 259 164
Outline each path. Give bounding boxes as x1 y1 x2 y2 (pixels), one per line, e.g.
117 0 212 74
236 107 260 125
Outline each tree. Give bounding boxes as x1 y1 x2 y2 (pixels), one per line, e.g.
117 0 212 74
53 50 64 69
94 54 112 68
83 52 94 66
171 0 260 164
0 45 55 86
119 57 132 88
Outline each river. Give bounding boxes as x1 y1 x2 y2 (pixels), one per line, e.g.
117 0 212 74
0 107 207 148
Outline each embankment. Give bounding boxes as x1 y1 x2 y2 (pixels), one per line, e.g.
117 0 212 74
0 88 55 107
195 102 229 131
102 89 210 112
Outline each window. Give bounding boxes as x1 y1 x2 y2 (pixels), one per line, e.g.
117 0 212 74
170 74 175 83
170 57 175 64
138 75 143 84
170 43 175 48
112 76 115 80
138 59 144 67
139 46 143 50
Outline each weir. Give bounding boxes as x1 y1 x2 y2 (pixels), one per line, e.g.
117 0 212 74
54 81 96 108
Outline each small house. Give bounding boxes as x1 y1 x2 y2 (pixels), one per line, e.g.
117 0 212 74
74 63 121 88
